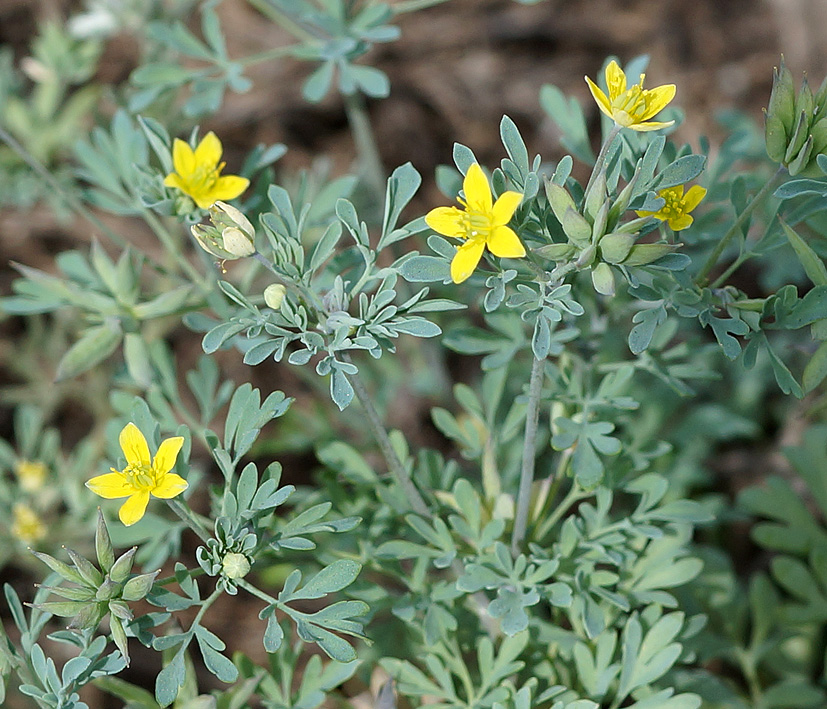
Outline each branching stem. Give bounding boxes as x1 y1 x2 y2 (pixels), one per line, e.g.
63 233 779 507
343 356 430 516
511 355 545 555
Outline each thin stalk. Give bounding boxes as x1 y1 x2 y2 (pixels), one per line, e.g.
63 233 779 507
697 166 785 285
392 0 452 13
237 578 277 605
343 92 386 200
511 355 545 555
239 43 306 67
193 585 223 624
245 0 317 42
142 209 205 286
533 479 586 541
167 499 211 543
343 356 430 516
0 124 128 249
709 206 782 289
584 123 622 198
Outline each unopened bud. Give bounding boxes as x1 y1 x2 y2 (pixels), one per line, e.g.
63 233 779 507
222 552 251 580
222 227 256 257
263 284 286 310
191 201 256 259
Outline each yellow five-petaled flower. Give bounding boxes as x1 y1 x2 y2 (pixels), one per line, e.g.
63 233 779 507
425 163 525 283
636 184 707 231
163 132 249 210
586 60 676 132
86 423 188 526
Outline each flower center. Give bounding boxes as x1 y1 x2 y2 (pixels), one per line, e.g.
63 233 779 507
124 463 156 490
462 210 492 240
659 188 685 218
189 161 224 192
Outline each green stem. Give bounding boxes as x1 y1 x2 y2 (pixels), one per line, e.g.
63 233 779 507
343 356 430 516
142 209 206 286
584 123 622 198
343 91 386 200
0 124 128 249
239 43 306 67
237 578 277 605
167 498 211 543
511 355 545 555
392 0 452 13
697 166 785 285
533 478 585 541
193 585 223 624
245 0 317 42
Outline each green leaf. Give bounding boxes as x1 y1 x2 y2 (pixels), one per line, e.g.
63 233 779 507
781 221 827 286
56 321 123 381
286 559 361 601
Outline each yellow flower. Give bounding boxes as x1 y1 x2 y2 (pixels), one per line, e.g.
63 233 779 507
425 163 525 283
585 60 676 132
86 423 188 526
15 459 47 492
163 132 249 210
636 184 707 231
12 503 46 543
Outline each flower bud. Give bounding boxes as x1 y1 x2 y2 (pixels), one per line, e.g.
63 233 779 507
222 552 251 580
591 262 616 296
263 284 286 310
191 201 256 260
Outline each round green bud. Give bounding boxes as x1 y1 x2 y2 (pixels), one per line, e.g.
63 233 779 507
222 552 251 580
264 284 286 310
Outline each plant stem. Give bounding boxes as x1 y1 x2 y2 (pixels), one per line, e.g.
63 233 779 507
0 124 128 249
237 578 277 605
511 355 545 555
245 0 317 42
343 356 430 516
533 478 586 541
343 91 386 200
142 209 206 286
697 166 785 285
239 43 306 67
193 585 224 624
584 123 622 198
392 0 452 13
167 499 211 543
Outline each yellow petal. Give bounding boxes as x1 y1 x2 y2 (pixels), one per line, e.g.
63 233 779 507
585 76 614 120
635 209 655 219
86 472 134 499
425 206 467 239
487 225 526 258
120 423 151 467
639 84 676 121
172 138 196 177
463 163 492 213
604 60 627 100
491 191 523 226
194 131 223 168
163 173 186 190
669 214 694 231
153 436 184 475
450 238 486 283
629 119 675 132
119 492 150 526
207 175 250 205
152 473 188 499
682 185 707 212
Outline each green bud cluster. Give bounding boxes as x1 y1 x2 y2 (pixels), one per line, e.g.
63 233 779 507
195 516 256 594
540 174 677 296
764 56 827 176
30 510 158 665
191 200 256 260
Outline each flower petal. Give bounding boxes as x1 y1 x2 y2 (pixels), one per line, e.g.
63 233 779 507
86 472 134 499
639 84 676 121
119 423 151 467
194 131 222 168
152 473 188 499
629 119 675 132
450 238 486 283
669 214 694 231
491 191 523 226
153 436 184 475
425 206 467 239
163 173 186 191
119 492 150 526
206 175 250 205
604 60 627 100
487 225 526 258
682 185 707 212
585 76 614 120
172 138 196 177
463 163 492 213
